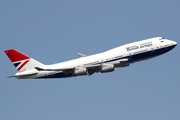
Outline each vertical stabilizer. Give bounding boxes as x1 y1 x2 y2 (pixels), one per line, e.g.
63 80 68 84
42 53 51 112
4 49 44 72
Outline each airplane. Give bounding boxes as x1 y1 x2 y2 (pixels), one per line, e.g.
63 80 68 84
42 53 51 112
4 37 177 79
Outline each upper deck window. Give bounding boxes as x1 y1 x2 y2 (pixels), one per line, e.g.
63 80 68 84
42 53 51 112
159 37 164 43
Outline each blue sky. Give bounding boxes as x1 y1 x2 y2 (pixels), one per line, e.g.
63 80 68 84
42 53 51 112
1 0 180 120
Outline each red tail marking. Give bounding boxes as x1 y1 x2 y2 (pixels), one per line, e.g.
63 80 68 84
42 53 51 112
4 49 30 62
17 60 30 71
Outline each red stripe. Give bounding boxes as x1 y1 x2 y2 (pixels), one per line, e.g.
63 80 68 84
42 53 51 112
17 60 30 71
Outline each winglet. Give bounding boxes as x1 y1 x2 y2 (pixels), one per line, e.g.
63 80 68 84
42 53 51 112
77 53 86 57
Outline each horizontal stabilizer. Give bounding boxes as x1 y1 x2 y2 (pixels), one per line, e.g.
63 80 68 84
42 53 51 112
7 72 38 78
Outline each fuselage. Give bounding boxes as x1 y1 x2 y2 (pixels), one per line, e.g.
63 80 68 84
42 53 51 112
5 37 177 79
36 37 177 79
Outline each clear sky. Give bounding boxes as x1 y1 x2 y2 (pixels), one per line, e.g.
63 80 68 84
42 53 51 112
1 0 180 120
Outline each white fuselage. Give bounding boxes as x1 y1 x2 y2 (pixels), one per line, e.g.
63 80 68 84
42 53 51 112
48 37 175 68
15 37 177 79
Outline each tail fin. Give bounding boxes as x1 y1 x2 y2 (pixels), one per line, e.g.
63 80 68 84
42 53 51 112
4 49 44 72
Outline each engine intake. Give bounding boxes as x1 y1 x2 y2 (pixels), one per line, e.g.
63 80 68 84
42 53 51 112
100 64 115 73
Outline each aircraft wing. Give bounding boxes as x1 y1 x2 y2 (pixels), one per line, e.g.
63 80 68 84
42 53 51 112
77 53 86 57
35 58 129 76
35 64 101 76
83 58 129 75
84 64 101 69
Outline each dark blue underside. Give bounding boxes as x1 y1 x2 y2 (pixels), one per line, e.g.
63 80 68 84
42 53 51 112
37 45 176 79
37 72 74 79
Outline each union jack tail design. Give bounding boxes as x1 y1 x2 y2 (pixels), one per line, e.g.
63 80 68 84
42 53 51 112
4 49 44 72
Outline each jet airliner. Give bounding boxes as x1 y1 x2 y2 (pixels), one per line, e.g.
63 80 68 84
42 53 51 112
4 37 177 79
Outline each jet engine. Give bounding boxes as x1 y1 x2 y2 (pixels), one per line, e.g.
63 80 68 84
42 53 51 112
74 68 88 76
100 64 115 73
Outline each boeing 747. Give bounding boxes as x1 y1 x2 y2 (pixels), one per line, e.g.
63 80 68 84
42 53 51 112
4 37 177 79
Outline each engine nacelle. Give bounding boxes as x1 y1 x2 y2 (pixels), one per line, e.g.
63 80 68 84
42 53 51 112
100 64 115 73
74 68 88 76
116 63 130 67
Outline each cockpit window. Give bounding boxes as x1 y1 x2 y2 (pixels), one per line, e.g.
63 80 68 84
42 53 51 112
159 37 165 40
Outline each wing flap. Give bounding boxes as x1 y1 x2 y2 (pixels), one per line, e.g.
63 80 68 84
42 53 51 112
84 64 101 69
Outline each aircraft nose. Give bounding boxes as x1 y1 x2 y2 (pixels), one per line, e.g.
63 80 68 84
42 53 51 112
174 41 177 45
170 40 177 50
168 39 177 46
172 41 177 46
